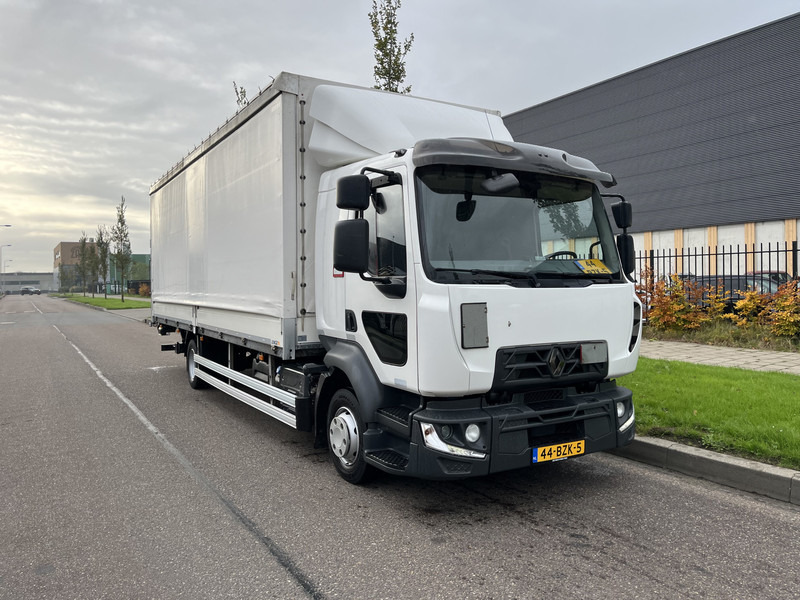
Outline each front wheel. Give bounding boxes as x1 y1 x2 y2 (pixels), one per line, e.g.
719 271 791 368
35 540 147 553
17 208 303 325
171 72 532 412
327 389 370 484
186 339 208 390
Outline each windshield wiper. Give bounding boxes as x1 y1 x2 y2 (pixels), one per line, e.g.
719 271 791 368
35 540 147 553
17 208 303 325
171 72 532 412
537 271 614 282
434 268 540 287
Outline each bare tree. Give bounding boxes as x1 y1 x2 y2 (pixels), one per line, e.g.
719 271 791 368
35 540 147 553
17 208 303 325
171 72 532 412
233 81 248 109
77 231 90 296
369 0 414 94
96 224 110 299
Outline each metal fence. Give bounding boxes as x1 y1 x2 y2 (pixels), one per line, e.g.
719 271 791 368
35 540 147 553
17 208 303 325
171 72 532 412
634 242 799 319
635 242 799 284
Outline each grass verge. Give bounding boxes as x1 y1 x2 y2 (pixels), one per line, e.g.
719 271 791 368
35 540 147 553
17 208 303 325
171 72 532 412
618 357 800 469
64 295 151 310
643 321 800 352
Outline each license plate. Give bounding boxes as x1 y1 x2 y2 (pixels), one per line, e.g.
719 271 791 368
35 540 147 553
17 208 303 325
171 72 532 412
532 440 585 463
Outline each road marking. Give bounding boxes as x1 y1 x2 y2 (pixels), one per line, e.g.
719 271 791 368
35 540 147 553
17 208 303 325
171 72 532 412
52 325 324 599
30 302 43 315
148 366 180 372
0 321 14 325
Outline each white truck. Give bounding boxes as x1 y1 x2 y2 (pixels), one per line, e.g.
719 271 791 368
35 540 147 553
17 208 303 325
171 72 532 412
151 72 641 483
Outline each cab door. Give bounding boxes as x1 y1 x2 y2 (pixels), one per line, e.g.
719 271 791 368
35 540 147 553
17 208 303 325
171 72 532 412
339 165 418 394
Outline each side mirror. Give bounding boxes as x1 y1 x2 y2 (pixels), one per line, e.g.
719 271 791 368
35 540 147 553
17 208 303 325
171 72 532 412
617 234 635 277
612 200 632 230
337 175 371 210
333 219 369 273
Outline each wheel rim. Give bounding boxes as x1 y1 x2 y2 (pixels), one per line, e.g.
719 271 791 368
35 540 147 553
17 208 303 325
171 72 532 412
329 407 359 467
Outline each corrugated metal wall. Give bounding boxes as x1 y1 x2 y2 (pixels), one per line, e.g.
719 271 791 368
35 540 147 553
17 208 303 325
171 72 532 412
504 13 800 235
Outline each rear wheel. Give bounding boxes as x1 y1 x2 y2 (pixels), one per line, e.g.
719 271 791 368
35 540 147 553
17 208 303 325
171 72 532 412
327 389 370 484
186 339 208 389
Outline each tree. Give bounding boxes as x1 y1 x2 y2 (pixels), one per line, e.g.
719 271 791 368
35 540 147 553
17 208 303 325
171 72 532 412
233 81 248 109
87 238 99 298
95 224 110 299
111 196 133 302
369 0 414 94
77 231 90 296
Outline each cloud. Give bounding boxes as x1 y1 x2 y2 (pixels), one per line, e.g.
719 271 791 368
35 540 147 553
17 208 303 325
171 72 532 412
0 0 797 271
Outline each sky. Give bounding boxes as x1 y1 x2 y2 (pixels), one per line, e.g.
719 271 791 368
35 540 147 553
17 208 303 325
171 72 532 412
0 0 798 272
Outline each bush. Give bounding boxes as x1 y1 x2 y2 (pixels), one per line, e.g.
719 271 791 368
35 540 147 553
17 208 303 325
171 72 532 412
138 283 151 298
765 282 800 337
646 275 708 332
640 270 800 340
724 289 768 328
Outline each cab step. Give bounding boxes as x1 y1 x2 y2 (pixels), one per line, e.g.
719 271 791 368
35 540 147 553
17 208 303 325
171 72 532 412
365 449 409 471
376 405 414 438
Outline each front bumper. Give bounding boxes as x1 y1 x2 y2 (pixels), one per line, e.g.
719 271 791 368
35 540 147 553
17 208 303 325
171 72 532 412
403 384 635 479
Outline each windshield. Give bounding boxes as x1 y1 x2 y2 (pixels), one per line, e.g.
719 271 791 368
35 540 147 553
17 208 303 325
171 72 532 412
415 165 621 285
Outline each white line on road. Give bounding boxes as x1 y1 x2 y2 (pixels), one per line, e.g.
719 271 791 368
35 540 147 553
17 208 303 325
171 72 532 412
52 324 324 599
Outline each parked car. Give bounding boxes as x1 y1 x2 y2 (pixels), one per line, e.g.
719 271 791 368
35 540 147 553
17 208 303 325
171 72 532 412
20 286 41 295
688 274 779 309
746 270 792 287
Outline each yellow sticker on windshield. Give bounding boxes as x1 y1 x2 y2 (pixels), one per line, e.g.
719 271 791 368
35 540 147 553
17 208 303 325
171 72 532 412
575 259 612 274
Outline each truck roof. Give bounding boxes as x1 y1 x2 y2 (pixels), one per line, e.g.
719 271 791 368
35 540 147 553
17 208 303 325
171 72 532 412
151 72 512 194
412 138 615 186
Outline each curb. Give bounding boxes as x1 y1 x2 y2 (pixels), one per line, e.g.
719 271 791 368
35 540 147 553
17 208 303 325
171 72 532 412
111 309 150 324
611 437 800 505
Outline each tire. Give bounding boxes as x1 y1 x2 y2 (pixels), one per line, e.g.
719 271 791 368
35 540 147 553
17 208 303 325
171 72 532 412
186 339 208 390
327 389 370 484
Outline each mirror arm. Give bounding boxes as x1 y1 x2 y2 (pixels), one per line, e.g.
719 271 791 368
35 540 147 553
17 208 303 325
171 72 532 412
361 167 402 187
359 272 393 285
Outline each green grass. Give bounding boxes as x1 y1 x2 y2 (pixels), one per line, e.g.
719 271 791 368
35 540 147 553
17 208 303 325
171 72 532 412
65 295 151 310
619 357 800 469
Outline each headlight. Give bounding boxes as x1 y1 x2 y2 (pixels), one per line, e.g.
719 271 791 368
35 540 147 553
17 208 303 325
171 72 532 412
465 423 481 443
420 423 486 459
618 405 635 433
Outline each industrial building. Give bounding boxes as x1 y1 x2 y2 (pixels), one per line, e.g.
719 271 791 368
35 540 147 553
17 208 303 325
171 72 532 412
504 13 800 278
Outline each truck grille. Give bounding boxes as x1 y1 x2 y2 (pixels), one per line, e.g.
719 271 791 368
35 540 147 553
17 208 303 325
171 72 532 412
492 343 607 391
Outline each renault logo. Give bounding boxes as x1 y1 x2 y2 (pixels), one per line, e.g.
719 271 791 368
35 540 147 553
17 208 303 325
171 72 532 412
547 347 567 377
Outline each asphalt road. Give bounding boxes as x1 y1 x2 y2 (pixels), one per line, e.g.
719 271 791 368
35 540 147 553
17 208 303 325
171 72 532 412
1 295 798 599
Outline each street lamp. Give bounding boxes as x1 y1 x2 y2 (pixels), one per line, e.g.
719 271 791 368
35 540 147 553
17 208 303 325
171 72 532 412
0 244 11 296
0 225 10 296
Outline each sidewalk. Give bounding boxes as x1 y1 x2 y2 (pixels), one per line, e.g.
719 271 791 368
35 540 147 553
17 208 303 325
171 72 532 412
616 338 800 505
640 338 800 375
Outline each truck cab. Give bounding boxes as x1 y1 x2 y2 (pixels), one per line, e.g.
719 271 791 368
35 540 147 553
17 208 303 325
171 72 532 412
315 137 640 481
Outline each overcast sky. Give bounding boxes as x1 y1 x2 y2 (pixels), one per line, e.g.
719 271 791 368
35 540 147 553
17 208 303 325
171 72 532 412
1 0 797 272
